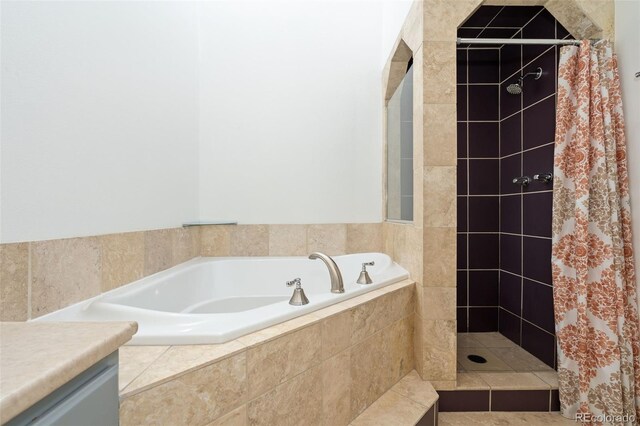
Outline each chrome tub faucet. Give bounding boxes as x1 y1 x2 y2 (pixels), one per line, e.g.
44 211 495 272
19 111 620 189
308 252 344 293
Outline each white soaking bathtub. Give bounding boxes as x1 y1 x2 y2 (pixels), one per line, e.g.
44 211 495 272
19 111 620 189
35 253 409 345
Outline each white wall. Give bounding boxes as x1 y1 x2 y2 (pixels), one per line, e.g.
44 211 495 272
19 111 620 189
0 1 199 243
0 0 414 242
197 0 412 224
615 0 640 303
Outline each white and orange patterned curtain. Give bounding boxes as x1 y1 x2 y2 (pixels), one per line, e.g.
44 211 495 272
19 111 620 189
553 40 640 424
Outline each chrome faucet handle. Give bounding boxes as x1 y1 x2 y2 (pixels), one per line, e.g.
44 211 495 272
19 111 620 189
286 278 309 306
361 261 374 271
357 262 375 285
533 173 553 183
286 278 302 288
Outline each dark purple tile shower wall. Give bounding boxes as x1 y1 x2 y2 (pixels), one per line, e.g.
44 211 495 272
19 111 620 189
456 44 501 333
457 6 571 367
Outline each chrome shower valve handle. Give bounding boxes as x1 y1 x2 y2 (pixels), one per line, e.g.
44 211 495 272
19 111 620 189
512 176 532 186
533 173 553 183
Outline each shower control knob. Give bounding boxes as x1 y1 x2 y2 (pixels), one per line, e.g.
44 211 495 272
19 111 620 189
512 176 532 186
533 173 553 183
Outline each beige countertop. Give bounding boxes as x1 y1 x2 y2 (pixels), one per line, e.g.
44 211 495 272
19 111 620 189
0 321 138 424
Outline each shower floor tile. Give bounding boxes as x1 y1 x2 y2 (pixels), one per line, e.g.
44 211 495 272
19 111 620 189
457 332 554 373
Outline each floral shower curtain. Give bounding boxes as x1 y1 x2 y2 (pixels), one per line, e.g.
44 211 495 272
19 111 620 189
553 40 640 424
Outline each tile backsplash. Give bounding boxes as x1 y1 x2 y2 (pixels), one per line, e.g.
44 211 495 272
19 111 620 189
0 223 382 321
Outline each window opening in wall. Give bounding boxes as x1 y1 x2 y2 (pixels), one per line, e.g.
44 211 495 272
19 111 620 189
386 59 413 222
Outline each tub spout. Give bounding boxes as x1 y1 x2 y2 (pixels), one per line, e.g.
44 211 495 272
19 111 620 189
308 252 344 293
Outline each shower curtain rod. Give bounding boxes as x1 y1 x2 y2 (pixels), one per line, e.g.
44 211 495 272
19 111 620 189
457 37 581 46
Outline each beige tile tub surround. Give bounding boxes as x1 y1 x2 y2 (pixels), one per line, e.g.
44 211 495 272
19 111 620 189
100 231 144 292
0 227 201 320
0 243 29 321
200 223 382 257
0 321 137 424
31 236 102 317
0 222 381 320
119 280 416 426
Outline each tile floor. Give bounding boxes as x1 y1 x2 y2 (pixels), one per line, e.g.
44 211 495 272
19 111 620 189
439 412 575 425
457 332 554 373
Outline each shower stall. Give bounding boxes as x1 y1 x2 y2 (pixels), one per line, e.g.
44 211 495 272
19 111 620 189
456 5 572 371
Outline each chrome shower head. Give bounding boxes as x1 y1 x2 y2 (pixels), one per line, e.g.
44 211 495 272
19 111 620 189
506 82 523 95
506 67 543 95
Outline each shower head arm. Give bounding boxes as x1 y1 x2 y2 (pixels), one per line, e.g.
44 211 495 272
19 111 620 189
521 67 543 83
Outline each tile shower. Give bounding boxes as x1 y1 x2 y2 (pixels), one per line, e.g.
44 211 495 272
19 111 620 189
456 6 572 369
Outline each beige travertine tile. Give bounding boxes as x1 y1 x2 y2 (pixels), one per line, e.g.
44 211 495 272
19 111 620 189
381 222 395 257
322 350 351 426
413 164 424 228
385 315 415 382
422 287 456 320
350 330 393 418
100 232 144 292
423 41 456 104
390 370 439 408
477 372 550 390
31 237 101 317
545 0 604 39
346 223 382 254
122 341 246 396
534 371 559 388
118 345 169 391
246 323 321 399
455 372 490 390
230 225 268 256
424 104 457 166
423 166 456 227
237 313 319 348
488 346 555 372
206 405 246 426
268 225 306 256
419 318 457 381
457 347 512 372
401 0 423 52
457 333 482 348
0 243 29 321
321 310 353 360
423 0 483 41
247 365 322 426
439 412 576 426
469 332 515 348
423 227 456 287
575 0 614 39
201 225 231 256
430 380 457 390
350 389 426 426
307 224 347 255
143 229 173 275
172 227 199 265
391 284 416 317
392 225 422 283
350 294 389 345
120 352 247 426
413 313 425 378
